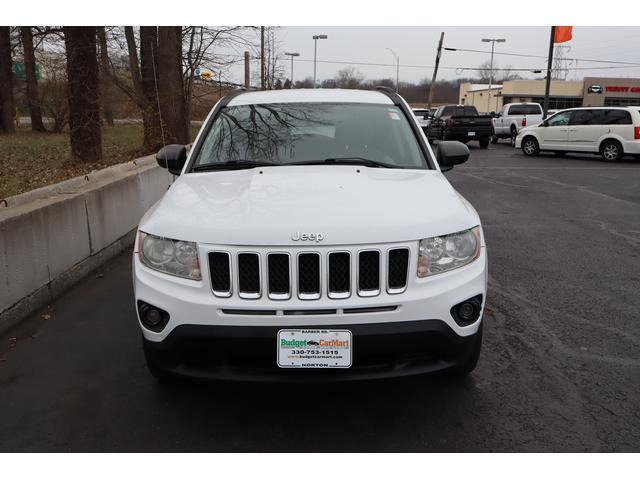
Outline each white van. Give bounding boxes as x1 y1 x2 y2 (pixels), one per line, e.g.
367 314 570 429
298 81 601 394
515 106 640 161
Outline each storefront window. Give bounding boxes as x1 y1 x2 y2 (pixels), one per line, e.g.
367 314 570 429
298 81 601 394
530 97 583 109
604 97 640 106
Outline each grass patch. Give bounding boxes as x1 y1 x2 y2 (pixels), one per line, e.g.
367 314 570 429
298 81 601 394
0 124 199 199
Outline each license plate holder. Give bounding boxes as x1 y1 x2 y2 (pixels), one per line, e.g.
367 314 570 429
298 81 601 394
468 131 476 136
277 329 352 368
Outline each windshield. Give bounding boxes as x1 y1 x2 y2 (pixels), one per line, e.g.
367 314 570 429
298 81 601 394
191 102 429 170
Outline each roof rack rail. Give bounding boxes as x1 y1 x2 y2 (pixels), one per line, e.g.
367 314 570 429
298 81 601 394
374 85 396 94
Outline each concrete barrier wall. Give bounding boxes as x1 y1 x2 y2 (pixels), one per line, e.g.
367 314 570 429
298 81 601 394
0 154 173 333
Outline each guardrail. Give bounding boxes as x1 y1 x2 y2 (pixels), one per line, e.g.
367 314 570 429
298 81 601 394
0 154 173 334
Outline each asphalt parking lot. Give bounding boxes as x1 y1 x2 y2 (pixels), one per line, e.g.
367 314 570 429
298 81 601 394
1 142 639 452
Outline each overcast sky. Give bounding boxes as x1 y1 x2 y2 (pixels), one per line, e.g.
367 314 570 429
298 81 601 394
227 26 640 85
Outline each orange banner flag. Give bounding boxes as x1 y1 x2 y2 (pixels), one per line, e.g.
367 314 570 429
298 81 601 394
554 26 573 43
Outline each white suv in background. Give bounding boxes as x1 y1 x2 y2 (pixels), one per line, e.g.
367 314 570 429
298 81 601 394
133 88 488 382
516 106 640 161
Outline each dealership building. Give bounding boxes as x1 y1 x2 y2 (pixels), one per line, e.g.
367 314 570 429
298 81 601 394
459 77 640 113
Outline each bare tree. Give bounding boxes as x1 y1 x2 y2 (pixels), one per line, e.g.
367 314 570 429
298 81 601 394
250 27 284 90
139 27 163 149
97 27 114 126
106 26 163 150
475 60 497 83
0 26 16 133
334 67 364 89
20 27 46 131
64 27 102 162
181 26 248 125
498 65 522 82
39 51 69 132
158 26 188 144
476 61 521 83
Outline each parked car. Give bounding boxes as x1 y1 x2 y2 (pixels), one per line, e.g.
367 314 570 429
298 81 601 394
492 103 544 146
134 88 488 382
412 107 432 132
427 105 494 149
516 106 640 161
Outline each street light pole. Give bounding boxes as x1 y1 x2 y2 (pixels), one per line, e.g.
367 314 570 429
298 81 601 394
481 38 506 113
312 34 327 88
284 52 300 88
386 48 399 92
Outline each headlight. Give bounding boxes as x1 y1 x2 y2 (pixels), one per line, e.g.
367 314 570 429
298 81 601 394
138 232 201 280
417 226 481 277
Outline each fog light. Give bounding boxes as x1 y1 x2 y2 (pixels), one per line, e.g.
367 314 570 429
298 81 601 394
137 301 170 332
144 309 162 327
458 302 476 321
450 295 483 326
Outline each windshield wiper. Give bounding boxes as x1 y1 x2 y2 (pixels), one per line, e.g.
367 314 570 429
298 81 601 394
286 157 399 168
192 160 278 171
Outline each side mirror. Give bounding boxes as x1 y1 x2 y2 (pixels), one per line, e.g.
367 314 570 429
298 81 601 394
436 141 470 172
156 144 187 175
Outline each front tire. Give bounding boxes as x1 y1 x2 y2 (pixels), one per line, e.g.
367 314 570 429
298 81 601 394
600 139 623 162
479 137 490 149
491 135 498 144
522 136 540 156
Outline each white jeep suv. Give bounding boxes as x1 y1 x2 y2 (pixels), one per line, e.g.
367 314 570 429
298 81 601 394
133 88 488 382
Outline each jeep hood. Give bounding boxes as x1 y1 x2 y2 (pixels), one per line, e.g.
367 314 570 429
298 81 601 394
139 166 479 246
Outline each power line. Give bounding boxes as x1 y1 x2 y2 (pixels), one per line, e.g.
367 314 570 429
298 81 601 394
444 46 640 67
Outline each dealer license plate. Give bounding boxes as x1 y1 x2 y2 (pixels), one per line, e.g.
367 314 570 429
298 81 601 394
277 329 352 368
468 131 476 136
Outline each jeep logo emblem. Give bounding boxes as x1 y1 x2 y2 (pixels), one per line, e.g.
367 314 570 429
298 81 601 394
291 232 324 242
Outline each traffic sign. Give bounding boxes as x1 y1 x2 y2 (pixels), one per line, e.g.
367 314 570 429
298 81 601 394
14 63 41 81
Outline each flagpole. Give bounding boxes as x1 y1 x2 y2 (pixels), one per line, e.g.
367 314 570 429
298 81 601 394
543 26 556 119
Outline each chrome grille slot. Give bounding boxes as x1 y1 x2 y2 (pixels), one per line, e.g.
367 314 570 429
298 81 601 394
297 253 321 300
387 248 410 294
237 253 261 299
267 253 291 300
328 252 350 299
358 250 380 296
208 251 231 297
207 244 411 302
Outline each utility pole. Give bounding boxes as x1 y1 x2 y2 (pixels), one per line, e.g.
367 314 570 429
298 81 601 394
543 26 556 119
481 37 506 113
386 48 399 92
285 52 300 87
260 26 265 90
427 32 444 109
244 51 250 88
271 30 276 89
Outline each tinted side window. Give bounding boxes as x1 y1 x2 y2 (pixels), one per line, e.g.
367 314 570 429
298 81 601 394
570 110 597 126
602 109 632 125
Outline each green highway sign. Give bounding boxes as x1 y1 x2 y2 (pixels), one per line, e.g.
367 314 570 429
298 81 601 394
14 63 41 81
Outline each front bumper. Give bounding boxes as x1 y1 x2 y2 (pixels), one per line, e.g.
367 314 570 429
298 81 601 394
142 319 482 382
134 240 487 380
